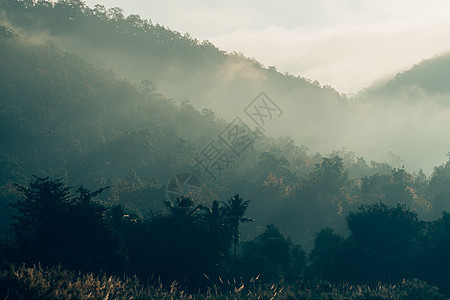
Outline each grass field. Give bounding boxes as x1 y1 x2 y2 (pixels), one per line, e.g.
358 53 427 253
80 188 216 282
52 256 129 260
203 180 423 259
0 264 446 300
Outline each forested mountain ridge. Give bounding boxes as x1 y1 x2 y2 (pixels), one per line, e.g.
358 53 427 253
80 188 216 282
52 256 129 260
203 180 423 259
5 0 450 173
1 21 450 249
0 0 344 117
360 52 450 97
4 1 450 297
0 26 326 241
0 27 215 225
0 0 450 242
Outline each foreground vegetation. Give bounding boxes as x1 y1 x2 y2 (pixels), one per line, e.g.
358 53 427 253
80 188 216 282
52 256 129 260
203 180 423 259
0 264 445 300
2 176 450 298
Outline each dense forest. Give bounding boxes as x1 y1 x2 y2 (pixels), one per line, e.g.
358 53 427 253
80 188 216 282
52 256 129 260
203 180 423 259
2 0 450 298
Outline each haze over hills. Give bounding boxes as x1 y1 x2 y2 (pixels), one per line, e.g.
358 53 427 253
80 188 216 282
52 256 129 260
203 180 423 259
0 21 340 248
2 0 450 233
3 1 450 174
6 1 450 297
361 52 450 97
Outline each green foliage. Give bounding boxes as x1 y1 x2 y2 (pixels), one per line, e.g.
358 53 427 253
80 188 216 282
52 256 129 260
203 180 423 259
0 25 15 38
127 196 235 287
427 156 450 215
3 177 450 296
240 224 306 283
309 201 450 293
5 177 242 288
366 51 450 95
1 17 442 251
222 194 253 249
359 168 420 210
8 177 126 273
309 227 344 281
4 0 450 295
310 203 424 283
346 203 420 254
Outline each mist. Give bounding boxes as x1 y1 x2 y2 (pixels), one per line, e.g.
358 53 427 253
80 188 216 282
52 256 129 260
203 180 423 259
3 1 450 298
37 26 450 175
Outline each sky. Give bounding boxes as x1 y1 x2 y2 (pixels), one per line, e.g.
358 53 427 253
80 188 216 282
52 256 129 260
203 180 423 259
83 0 450 94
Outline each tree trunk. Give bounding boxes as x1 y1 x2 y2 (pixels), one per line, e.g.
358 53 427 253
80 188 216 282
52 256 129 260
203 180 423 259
233 239 237 278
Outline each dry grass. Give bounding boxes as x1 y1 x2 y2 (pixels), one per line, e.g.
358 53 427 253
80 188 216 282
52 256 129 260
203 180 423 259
0 264 446 300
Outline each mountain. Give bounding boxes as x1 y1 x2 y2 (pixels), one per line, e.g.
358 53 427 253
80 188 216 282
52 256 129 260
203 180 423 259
5 0 449 173
360 52 450 98
4 1 450 174
2 0 450 247
0 24 362 247
4 2 450 293
0 0 349 153
0 0 343 113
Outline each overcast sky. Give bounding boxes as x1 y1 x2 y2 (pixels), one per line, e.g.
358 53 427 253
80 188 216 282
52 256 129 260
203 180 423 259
83 0 450 94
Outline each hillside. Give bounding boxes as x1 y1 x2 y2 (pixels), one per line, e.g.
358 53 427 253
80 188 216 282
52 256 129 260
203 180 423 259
0 0 352 157
361 52 450 97
4 1 450 297
0 0 343 114
4 0 450 173
0 26 354 248
1 0 450 243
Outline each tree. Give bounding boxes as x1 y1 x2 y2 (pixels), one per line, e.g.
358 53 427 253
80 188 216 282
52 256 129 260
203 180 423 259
241 224 306 282
222 194 253 271
128 197 232 288
204 200 232 255
311 156 349 203
311 204 424 283
346 202 420 255
343 202 423 282
360 168 417 209
309 227 344 281
428 156 450 216
9 176 72 256
8 176 126 273
0 25 15 38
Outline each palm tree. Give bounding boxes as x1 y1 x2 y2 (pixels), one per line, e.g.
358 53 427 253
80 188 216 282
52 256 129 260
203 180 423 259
205 200 222 231
222 194 253 269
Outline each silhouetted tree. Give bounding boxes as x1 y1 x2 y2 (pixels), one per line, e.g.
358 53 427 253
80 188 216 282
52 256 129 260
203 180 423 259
347 202 420 255
309 227 344 281
427 156 450 216
8 176 126 273
222 194 253 273
241 224 306 282
203 200 232 263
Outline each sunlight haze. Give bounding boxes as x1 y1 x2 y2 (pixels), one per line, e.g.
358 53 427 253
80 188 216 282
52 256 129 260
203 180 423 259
84 0 450 94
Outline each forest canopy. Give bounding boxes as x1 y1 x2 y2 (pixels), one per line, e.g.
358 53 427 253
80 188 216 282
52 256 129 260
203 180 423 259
1 1 450 298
